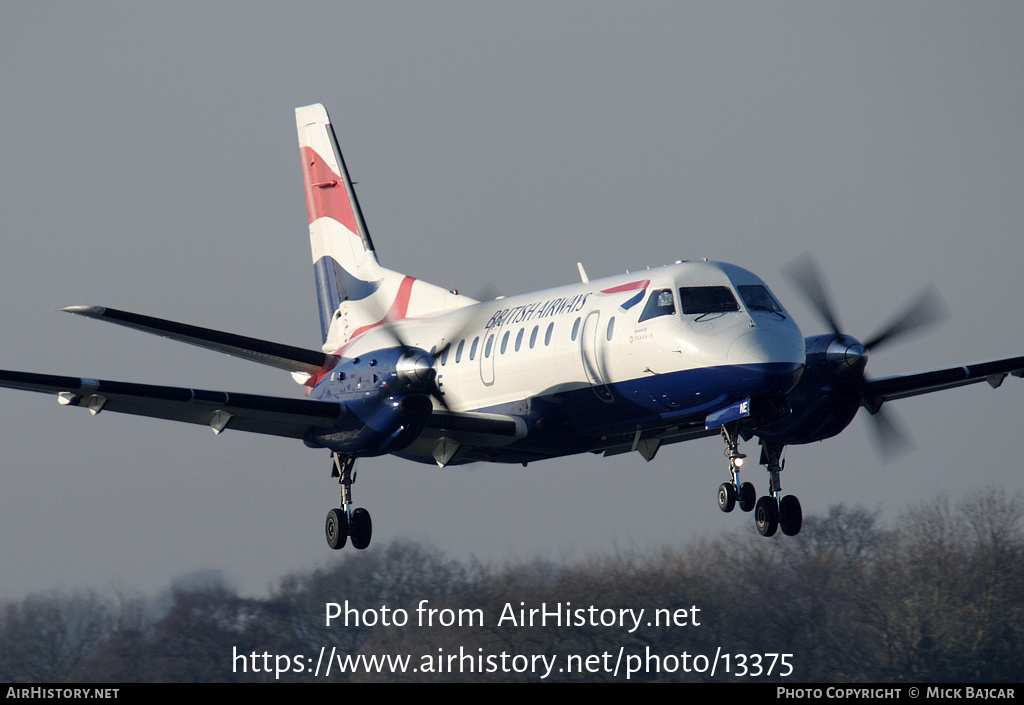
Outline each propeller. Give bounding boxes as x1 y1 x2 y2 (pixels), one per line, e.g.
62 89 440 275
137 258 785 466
866 401 914 460
782 253 844 338
861 284 947 352
473 282 503 303
373 321 455 411
783 253 948 460
368 279 502 412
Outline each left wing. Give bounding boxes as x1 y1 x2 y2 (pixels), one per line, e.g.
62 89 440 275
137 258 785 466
862 355 1024 413
0 370 343 438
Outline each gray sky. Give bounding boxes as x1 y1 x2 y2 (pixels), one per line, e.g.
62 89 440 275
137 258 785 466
1 2 1023 600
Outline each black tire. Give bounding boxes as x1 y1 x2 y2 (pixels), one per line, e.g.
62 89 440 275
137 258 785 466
326 508 348 550
738 482 757 512
754 496 778 537
717 483 736 512
351 507 372 550
780 495 803 536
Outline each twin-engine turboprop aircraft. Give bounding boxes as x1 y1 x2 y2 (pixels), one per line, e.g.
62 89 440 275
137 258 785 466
2 104 1023 549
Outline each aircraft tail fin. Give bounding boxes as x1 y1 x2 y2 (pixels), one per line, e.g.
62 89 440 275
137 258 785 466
296 103 381 343
296 104 474 351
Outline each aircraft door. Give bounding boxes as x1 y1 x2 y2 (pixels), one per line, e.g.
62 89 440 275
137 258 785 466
580 310 614 402
480 323 499 386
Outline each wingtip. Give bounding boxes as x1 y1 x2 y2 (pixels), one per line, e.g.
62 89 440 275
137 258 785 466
62 305 105 316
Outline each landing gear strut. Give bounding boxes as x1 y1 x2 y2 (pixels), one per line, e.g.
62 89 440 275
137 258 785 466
326 453 372 550
717 430 801 537
717 425 756 514
760 441 802 537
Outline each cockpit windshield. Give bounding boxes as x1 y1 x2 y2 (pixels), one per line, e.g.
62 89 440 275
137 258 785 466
678 286 740 315
643 283 784 321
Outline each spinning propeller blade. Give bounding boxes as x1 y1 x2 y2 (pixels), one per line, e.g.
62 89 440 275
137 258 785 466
783 254 947 459
865 405 914 461
862 285 948 352
782 253 843 337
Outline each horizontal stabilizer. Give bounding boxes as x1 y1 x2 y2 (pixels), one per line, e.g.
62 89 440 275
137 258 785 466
0 369 343 439
63 306 331 376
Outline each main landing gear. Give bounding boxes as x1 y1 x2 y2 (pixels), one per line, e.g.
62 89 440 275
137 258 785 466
716 426 802 537
326 453 372 550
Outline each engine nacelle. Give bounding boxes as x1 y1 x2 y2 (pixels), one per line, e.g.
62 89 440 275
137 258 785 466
303 347 437 455
755 334 867 446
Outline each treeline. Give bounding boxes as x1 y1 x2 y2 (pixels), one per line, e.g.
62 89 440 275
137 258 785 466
1 488 1021 682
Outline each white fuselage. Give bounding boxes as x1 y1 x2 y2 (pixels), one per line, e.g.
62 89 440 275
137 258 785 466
327 260 805 465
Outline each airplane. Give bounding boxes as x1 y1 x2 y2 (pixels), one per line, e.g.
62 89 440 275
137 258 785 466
2 102 1023 549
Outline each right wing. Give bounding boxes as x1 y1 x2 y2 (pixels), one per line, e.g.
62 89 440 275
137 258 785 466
0 369 343 439
862 355 1024 412
63 306 333 377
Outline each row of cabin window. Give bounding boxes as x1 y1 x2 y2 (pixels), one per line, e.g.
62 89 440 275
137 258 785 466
439 321 555 365
435 286 774 366
437 315 618 366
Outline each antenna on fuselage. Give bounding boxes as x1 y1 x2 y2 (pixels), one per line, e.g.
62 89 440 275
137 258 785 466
577 262 589 283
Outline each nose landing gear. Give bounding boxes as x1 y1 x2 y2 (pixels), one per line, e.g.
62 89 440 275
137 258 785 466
717 426 757 513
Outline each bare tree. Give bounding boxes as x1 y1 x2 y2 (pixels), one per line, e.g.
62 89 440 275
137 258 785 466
0 590 115 682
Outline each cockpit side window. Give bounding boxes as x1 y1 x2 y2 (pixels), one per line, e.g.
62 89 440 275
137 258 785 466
678 286 740 315
638 288 676 322
737 285 784 315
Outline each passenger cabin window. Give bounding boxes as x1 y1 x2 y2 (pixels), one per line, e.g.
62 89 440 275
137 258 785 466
638 289 676 322
737 285 784 315
678 286 740 315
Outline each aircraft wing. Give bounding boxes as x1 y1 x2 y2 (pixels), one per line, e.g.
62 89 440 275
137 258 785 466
862 355 1024 411
0 369 343 439
425 410 525 437
62 306 332 376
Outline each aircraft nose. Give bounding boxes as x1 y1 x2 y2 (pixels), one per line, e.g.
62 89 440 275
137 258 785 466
730 328 804 365
728 328 805 392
